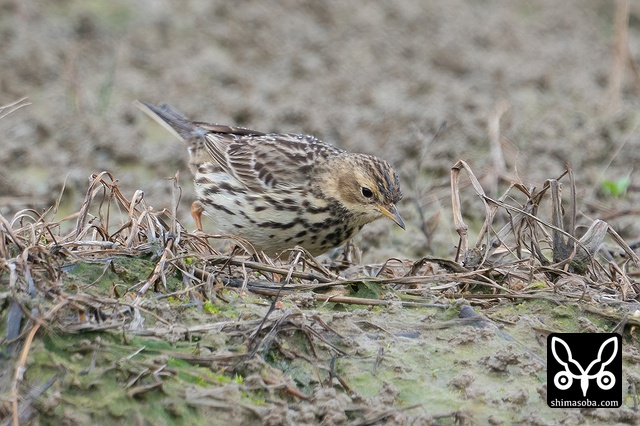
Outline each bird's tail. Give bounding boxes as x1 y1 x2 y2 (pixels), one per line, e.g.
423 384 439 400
136 100 200 141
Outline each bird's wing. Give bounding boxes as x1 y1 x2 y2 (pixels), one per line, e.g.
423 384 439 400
202 131 343 192
136 101 344 192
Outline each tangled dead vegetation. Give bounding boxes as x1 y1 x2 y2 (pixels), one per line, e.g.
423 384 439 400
2 160 640 423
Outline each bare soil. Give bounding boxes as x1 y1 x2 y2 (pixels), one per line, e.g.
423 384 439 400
2 1 640 425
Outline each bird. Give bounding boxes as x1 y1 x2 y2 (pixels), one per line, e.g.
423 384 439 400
137 101 404 256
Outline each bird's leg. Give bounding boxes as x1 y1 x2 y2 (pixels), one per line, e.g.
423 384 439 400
191 201 204 231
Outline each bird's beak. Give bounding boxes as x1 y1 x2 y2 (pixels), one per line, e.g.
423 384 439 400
377 204 405 229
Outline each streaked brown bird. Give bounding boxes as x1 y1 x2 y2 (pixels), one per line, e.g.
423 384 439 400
138 101 404 255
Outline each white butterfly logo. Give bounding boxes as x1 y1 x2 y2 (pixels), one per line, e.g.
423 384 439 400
551 336 617 397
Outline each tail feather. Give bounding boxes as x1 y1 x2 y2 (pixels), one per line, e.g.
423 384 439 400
137 100 267 140
136 100 199 141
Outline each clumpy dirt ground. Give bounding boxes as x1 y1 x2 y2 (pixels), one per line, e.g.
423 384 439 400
2 1 640 425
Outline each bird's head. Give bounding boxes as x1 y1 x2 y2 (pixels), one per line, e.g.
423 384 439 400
321 154 404 229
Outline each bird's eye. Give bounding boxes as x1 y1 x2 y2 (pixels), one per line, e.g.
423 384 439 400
361 187 373 198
